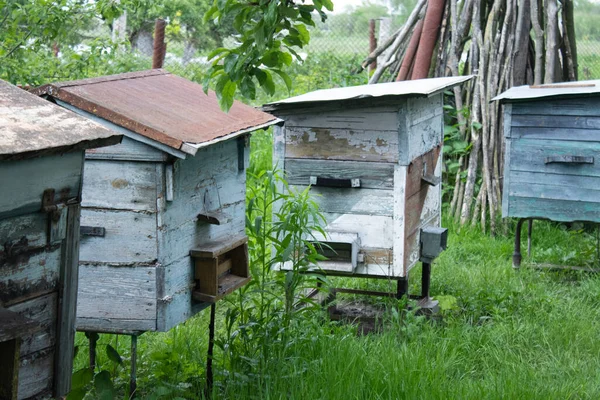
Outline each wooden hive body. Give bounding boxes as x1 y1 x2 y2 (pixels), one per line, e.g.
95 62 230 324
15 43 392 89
498 81 600 223
267 80 468 278
32 71 278 335
0 80 120 399
74 119 250 334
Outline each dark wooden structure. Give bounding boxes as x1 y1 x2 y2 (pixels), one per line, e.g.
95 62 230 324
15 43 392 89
0 79 120 399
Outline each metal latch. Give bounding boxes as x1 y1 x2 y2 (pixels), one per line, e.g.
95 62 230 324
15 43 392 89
80 226 106 237
41 189 77 244
309 176 361 188
421 161 440 186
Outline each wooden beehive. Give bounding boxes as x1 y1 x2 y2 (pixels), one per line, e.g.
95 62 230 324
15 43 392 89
495 80 600 223
263 76 470 280
0 79 120 399
34 70 278 335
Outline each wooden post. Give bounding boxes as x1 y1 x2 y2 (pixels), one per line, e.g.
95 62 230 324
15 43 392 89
54 204 81 398
130 335 137 398
152 19 167 69
369 19 377 73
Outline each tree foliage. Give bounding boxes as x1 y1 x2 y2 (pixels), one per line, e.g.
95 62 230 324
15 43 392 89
202 0 334 111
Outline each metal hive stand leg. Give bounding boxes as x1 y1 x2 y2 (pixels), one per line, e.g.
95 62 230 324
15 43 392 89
513 218 527 269
130 335 138 398
205 303 216 398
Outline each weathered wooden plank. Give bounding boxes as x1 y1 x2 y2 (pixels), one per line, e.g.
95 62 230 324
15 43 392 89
509 182 600 203
7 293 57 357
285 159 394 189
405 146 442 199
511 97 600 117
407 95 443 126
76 318 155 334
502 104 513 138
159 200 246 267
510 138 600 177
405 113 443 165
0 246 61 305
284 127 399 163
510 170 600 190
0 152 83 217
156 256 195 332
502 138 512 217
392 164 407 277
85 136 168 162
291 185 394 216
18 348 54 400
54 204 79 398
321 213 394 249
79 209 157 264
81 160 158 211
510 127 600 141
76 264 157 330
281 107 399 131
511 114 600 130
507 196 600 222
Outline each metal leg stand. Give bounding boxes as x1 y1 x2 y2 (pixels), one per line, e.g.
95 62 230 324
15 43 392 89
205 303 216 398
513 218 527 269
527 219 533 257
129 335 137 398
421 262 431 300
88 333 97 372
396 277 408 299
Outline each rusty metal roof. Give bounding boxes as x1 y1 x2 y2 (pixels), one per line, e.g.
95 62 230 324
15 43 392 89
492 79 600 102
263 76 473 112
0 79 121 161
33 70 278 153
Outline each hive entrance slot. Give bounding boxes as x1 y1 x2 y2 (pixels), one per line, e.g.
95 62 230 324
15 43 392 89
310 231 360 273
190 234 250 303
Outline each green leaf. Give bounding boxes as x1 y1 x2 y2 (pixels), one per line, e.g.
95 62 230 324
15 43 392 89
259 70 275 96
207 47 228 61
105 344 122 365
94 371 114 396
73 345 79 360
66 387 87 400
261 51 280 68
240 76 256 100
471 121 483 130
272 69 292 92
217 79 237 112
224 53 239 76
71 368 93 389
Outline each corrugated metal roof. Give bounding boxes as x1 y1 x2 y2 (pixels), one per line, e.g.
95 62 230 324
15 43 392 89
33 70 278 152
0 79 121 161
263 76 473 111
492 79 600 102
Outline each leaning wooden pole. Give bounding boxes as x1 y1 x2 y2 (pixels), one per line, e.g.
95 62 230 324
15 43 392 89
152 18 167 69
411 0 446 79
396 20 424 81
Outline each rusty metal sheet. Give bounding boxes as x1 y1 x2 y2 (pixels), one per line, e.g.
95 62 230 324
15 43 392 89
263 75 473 111
34 70 278 151
0 79 121 160
492 79 600 102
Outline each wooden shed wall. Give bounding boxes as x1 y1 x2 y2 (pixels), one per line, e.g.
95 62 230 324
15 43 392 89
1 153 83 399
503 98 600 222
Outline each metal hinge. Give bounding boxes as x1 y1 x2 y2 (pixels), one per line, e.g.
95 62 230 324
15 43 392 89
41 189 77 244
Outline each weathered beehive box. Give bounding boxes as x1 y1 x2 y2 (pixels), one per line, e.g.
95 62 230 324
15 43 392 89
0 80 120 399
494 80 600 223
35 70 278 334
263 76 469 279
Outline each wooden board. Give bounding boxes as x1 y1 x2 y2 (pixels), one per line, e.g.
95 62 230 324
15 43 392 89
291 185 394 216
511 114 600 130
511 97 600 117
81 160 158 212
285 159 394 189
76 264 157 332
284 127 399 163
281 106 400 131
79 208 157 264
156 256 195 332
6 293 57 357
507 196 600 223
0 151 83 218
85 136 168 162
321 213 394 249
17 348 54 400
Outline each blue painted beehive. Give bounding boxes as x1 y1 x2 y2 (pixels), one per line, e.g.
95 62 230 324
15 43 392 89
0 79 120 399
34 70 278 335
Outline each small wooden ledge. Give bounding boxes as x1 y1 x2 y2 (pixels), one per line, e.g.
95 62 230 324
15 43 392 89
197 210 232 226
190 234 250 303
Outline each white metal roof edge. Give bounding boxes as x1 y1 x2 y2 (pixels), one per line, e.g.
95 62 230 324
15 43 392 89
492 79 600 102
264 75 474 108
181 118 283 156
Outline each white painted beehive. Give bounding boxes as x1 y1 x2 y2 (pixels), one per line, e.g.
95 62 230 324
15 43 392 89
264 76 470 279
